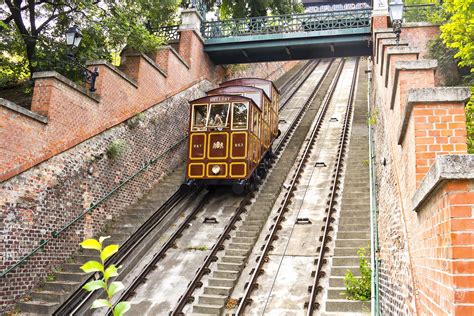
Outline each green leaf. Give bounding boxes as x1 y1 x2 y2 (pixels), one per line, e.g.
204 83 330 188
104 264 119 281
113 301 131 316
80 239 102 251
108 281 125 298
83 280 106 292
101 244 119 262
80 260 104 273
99 236 111 244
91 299 111 309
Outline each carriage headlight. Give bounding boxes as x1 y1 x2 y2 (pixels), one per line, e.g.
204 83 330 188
211 165 221 175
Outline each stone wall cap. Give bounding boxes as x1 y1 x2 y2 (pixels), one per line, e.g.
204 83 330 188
407 87 471 104
412 154 474 212
386 46 420 55
0 97 48 124
381 39 409 46
395 59 438 71
86 60 138 88
32 71 100 102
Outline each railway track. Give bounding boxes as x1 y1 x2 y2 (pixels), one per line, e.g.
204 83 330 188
54 60 323 315
162 59 340 315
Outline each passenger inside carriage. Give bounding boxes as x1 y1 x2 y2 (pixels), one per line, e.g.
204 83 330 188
208 103 229 129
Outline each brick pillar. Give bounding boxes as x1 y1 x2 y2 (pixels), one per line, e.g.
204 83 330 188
384 46 419 87
391 60 437 111
372 15 389 29
30 77 54 117
397 88 471 186
178 9 204 66
154 48 170 72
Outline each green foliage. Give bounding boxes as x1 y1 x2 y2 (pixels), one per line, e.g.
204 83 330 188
80 236 130 315
0 0 180 87
126 112 145 128
428 37 463 86
439 0 474 70
343 247 371 301
219 0 303 19
106 140 127 160
466 88 474 153
368 110 378 126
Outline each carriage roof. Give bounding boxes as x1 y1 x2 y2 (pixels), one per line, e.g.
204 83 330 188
219 78 279 101
189 94 260 111
206 85 269 110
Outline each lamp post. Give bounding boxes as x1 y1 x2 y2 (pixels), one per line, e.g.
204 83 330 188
388 0 404 45
65 26 99 93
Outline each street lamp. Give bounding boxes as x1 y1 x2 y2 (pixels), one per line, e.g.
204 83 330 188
65 26 99 93
388 0 404 45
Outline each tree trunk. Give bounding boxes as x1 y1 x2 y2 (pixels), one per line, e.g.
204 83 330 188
24 37 37 78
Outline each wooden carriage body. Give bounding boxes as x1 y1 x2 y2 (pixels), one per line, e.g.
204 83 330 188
186 78 280 188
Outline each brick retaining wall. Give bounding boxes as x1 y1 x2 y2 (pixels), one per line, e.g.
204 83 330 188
0 26 298 311
372 21 473 315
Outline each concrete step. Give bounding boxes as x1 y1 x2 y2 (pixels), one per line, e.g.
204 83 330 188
225 248 249 257
55 271 87 282
235 230 259 238
343 192 370 200
330 266 360 277
62 263 83 272
329 276 361 287
335 239 369 248
193 304 223 314
325 299 370 313
31 290 69 304
338 224 370 232
334 247 363 257
42 280 82 292
204 286 232 296
221 256 246 264
217 262 242 272
228 242 253 250
341 211 370 218
337 231 370 240
19 300 59 315
338 218 369 226
208 277 236 287
328 287 351 299
332 256 361 266
232 236 256 244
240 225 260 232
198 294 227 305
213 270 239 279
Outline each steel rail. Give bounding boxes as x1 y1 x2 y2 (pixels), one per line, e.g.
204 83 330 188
279 59 321 111
278 60 315 95
107 190 214 315
235 58 346 315
53 186 196 315
306 57 360 315
171 58 338 316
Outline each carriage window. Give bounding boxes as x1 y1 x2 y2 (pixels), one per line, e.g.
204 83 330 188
208 103 229 129
192 104 208 131
253 108 260 137
232 102 248 130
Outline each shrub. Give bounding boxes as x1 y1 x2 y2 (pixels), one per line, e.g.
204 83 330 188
126 112 145 128
343 246 371 301
106 140 127 160
80 236 130 315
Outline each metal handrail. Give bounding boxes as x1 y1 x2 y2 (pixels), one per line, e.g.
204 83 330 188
0 135 189 278
202 9 372 39
156 25 180 42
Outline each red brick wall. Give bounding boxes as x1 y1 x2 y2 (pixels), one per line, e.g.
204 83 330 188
372 22 473 315
0 28 299 312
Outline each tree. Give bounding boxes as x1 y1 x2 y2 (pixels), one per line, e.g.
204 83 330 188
218 0 303 19
0 1 180 83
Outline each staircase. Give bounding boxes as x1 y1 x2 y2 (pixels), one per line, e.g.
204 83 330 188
18 165 186 315
325 61 371 314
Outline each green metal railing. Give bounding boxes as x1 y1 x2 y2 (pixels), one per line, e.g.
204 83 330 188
157 25 180 42
368 68 380 315
0 135 188 278
202 9 372 39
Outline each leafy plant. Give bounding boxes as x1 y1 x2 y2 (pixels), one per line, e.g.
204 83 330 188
106 140 127 160
368 111 378 126
126 112 145 128
45 273 57 282
80 236 130 316
343 246 371 301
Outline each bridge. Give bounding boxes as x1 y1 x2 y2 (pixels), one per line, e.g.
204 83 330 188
158 8 373 64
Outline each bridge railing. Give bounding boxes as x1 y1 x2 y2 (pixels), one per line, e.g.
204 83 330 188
156 25 180 42
202 9 372 39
